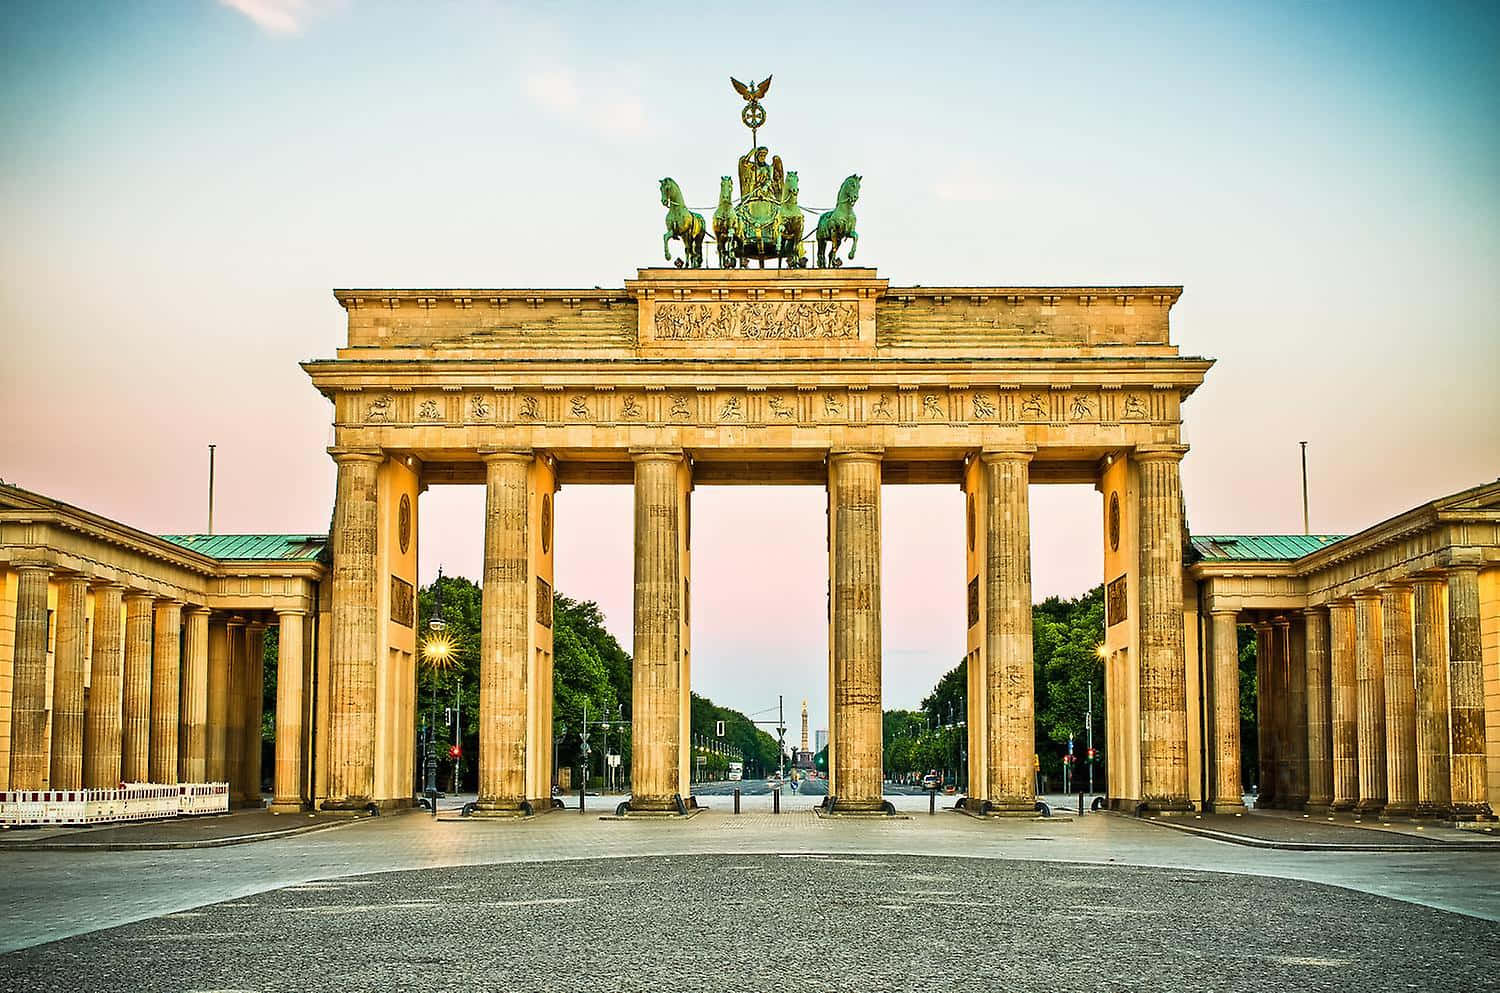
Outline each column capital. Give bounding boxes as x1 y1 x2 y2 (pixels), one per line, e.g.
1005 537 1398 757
11 561 54 575
1304 602 1330 614
1272 616 1292 629
226 615 248 629
246 619 268 633
274 607 308 618
90 579 128 593
1351 589 1383 603
629 448 686 463
828 447 883 463
122 589 158 604
327 446 384 464
181 603 211 615
1209 607 1240 619
1410 572 1448 589
978 445 1036 464
1133 444 1190 464
478 448 534 463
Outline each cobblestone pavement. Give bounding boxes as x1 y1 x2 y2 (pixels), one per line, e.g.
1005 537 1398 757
3 798 1499 957
3 854 1498 992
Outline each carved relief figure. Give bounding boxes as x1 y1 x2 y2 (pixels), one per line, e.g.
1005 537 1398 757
670 395 692 419
652 300 857 340
972 394 996 419
1021 392 1047 419
1123 393 1149 419
767 395 794 419
823 393 843 417
871 393 894 419
1070 394 1093 419
570 396 590 419
922 394 944 419
417 399 442 421
719 395 743 420
519 395 541 420
365 395 393 422
470 394 491 419
621 394 642 419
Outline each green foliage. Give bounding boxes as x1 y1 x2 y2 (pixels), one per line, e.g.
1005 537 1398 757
884 585 1108 789
1239 625 1259 790
689 693 783 778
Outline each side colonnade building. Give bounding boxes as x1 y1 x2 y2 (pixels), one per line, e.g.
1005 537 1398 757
1191 480 1500 819
0 484 327 811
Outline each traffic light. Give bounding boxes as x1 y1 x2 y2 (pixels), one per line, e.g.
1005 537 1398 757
449 744 462 759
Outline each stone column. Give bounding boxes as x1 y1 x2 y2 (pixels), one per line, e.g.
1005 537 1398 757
1411 577 1451 816
827 451 884 812
205 618 230 783
475 453 532 814
1380 585 1418 816
7 565 52 790
1353 591 1387 813
271 609 307 811
83 583 126 789
243 622 266 806
632 451 690 810
179 607 210 783
1271 617 1293 805
325 450 382 809
1253 622 1274 807
49 574 91 790
149 601 183 784
1447 564 1493 818
1304 607 1334 810
1285 615 1309 808
1209 610 1244 812
1135 447 1190 811
225 617 246 798
121 592 156 783
980 450 1035 814
1328 601 1359 811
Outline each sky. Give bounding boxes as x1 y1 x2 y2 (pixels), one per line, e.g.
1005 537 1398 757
2 1 1497 730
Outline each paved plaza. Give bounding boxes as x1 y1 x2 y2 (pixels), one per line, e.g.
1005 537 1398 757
2 798 1498 989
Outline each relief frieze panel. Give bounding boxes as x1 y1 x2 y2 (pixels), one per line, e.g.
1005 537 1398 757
652 300 858 340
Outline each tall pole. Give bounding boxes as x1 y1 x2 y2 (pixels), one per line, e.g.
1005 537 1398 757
1087 682 1094 796
777 694 786 781
1300 441 1309 535
207 444 216 534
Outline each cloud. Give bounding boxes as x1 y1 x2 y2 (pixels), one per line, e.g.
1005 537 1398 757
522 63 651 140
524 69 580 115
218 0 338 36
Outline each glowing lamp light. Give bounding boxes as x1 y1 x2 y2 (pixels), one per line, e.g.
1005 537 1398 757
421 631 456 669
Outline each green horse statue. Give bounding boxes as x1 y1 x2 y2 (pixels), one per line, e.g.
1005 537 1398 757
660 178 705 269
712 176 741 269
778 171 806 268
816 174 861 268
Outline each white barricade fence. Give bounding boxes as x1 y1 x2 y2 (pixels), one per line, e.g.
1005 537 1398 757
0 782 230 826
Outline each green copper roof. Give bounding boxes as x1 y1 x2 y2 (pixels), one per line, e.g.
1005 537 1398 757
159 534 328 561
1189 534 1346 562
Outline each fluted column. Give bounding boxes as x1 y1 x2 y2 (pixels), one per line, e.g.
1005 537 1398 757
1411 577 1451 816
1447 564 1492 818
1329 601 1358 811
474 452 533 814
271 608 307 811
1135 447 1190 811
205 617 230 783
83 583 126 789
1353 591 1387 813
325 449 383 809
1304 607 1334 809
1285 615 1309 808
243 622 266 806
121 592 156 783
828 450 883 812
179 607 210 783
1209 610 1244 811
633 451 690 810
1253 622 1274 806
149 601 183 784
1271 618 1293 805
980 450 1035 814
1379 585 1418 816
8 565 53 790
49 575 91 790
225 617 246 798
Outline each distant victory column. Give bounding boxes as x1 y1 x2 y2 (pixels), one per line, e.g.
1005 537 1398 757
801 700 809 753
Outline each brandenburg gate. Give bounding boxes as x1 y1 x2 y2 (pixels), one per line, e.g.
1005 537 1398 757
306 265 1209 815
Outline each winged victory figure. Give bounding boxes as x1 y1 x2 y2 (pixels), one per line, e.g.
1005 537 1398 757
730 76 772 101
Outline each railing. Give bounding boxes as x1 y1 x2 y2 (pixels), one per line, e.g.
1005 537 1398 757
0 782 230 826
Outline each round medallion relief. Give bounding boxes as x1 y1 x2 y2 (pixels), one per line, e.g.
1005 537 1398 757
540 493 552 554
1108 492 1120 552
398 494 412 555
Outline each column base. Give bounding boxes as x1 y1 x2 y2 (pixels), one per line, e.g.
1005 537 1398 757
1380 802 1416 818
1413 802 1453 820
1140 797 1193 815
1447 804 1497 823
1330 799 1356 812
1205 801 1247 814
1303 802 1333 814
268 800 308 814
319 797 381 815
611 794 700 818
1253 795 1278 810
1353 798 1386 815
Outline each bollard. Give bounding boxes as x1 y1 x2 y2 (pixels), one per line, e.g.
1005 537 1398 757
929 787 936 815
734 788 741 814
579 781 586 815
1078 791 1084 816
773 787 780 814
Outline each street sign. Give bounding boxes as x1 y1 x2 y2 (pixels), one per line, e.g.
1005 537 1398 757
607 754 621 768
716 720 725 737
444 707 452 726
